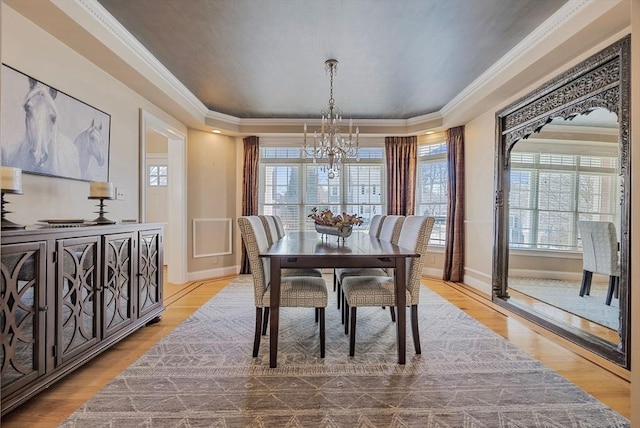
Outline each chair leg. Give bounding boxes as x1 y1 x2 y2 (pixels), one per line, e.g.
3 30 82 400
344 302 349 335
341 291 346 325
411 305 421 354
606 276 617 305
349 306 357 357
614 276 620 298
315 307 319 323
262 307 270 335
579 270 593 296
319 307 325 358
253 308 263 357
337 280 341 310
333 270 337 292
389 306 396 322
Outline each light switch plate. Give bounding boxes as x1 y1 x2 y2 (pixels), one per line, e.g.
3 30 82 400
116 187 125 200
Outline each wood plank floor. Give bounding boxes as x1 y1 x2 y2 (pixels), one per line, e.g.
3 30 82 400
1 276 630 426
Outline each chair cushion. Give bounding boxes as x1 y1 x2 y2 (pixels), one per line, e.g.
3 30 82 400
260 276 327 308
342 275 413 307
335 267 389 283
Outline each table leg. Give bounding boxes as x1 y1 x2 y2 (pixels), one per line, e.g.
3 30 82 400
395 257 406 365
269 257 281 368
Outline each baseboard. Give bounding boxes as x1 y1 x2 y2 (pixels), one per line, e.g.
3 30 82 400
463 268 493 295
187 265 239 281
509 268 583 282
422 267 442 278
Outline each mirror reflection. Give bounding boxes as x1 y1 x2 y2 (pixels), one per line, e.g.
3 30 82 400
506 108 620 344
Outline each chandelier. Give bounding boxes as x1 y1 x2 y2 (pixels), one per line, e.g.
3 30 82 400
303 59 359 179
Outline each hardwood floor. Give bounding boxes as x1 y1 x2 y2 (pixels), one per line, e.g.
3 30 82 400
1 276 630 426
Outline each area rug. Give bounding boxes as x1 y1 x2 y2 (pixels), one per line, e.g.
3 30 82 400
60 276 628 427
509 277 619 330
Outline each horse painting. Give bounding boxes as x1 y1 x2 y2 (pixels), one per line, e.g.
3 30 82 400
4 77 80 178
75 119 105 180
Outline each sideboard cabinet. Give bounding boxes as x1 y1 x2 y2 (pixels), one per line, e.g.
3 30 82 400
1 223 163 415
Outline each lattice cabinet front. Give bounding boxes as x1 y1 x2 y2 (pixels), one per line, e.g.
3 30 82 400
138 230 163 319
0 242 47 397
56 236 101 365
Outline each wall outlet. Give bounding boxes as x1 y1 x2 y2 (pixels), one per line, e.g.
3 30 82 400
116 187 125 200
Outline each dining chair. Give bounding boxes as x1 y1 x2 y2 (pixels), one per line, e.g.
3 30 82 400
237 216 328 358
341 215 435 356
272 215 286 240
577 220 620 305
369 214 386 238
258 215 280 246
259 215 323 279
335 215 404 323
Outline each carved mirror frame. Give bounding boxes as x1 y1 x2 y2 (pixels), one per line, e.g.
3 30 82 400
492 36 630 367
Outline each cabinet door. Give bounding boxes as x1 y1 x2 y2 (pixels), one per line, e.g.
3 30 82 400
103 233 134 338
56 236 100 364
137 229 163 318
0 242 47 397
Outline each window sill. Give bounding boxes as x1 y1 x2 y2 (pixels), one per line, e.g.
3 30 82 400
509 248 582 259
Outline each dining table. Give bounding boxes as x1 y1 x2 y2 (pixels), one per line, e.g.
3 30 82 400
260 230 418 368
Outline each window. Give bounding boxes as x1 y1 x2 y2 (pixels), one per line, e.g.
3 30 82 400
509 151 619 250
148 165 168 186
259 146 385 233
415 142 448 245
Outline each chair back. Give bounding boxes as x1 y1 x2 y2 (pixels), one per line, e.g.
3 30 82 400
237 216 271 305
369 215 386 238
273 215 286 239
397 216 435 299
379 215 404 243
258 215 280 246
578 221 619 276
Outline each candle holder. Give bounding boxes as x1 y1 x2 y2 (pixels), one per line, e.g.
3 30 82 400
88 181 116 224
1 191 25 229
1 167 25 230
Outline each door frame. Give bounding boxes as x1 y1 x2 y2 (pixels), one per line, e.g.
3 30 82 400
140 110 187 284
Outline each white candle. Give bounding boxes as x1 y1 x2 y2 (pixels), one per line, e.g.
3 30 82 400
1 167 23 193
89 181 115 199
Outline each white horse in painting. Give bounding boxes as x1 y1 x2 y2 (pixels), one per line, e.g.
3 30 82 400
6 78 80 178
74 119 105 180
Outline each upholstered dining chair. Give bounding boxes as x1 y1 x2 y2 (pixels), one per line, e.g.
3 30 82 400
332 214 387 294
335 215 404 324
577 220 620 305
237 216 328 357
259 215 323 279
341 216 435 356
272 215 286 240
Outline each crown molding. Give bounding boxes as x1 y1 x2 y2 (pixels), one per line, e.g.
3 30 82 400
73 0 209 118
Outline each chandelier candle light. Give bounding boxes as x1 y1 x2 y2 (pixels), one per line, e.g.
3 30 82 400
1 166 25 229
303 59 359 179
89 181 116 224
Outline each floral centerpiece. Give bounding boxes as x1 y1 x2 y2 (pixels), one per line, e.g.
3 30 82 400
308 207 363 241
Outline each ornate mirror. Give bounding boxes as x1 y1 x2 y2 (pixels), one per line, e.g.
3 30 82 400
492 36 630 367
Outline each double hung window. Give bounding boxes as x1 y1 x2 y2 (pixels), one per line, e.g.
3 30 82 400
415 141 448 245
259 145 385 233
509 150 619 250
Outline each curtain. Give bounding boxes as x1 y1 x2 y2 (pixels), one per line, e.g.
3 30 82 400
443 126 465 282
385 136 417 215
240 136 259 274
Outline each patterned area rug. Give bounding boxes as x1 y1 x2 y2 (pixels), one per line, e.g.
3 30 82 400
60 276 628 427
509 277 619 330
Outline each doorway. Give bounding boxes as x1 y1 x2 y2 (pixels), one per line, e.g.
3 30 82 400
140 110 187 284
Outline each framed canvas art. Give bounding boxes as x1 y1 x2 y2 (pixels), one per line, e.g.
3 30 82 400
0 64 111 182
